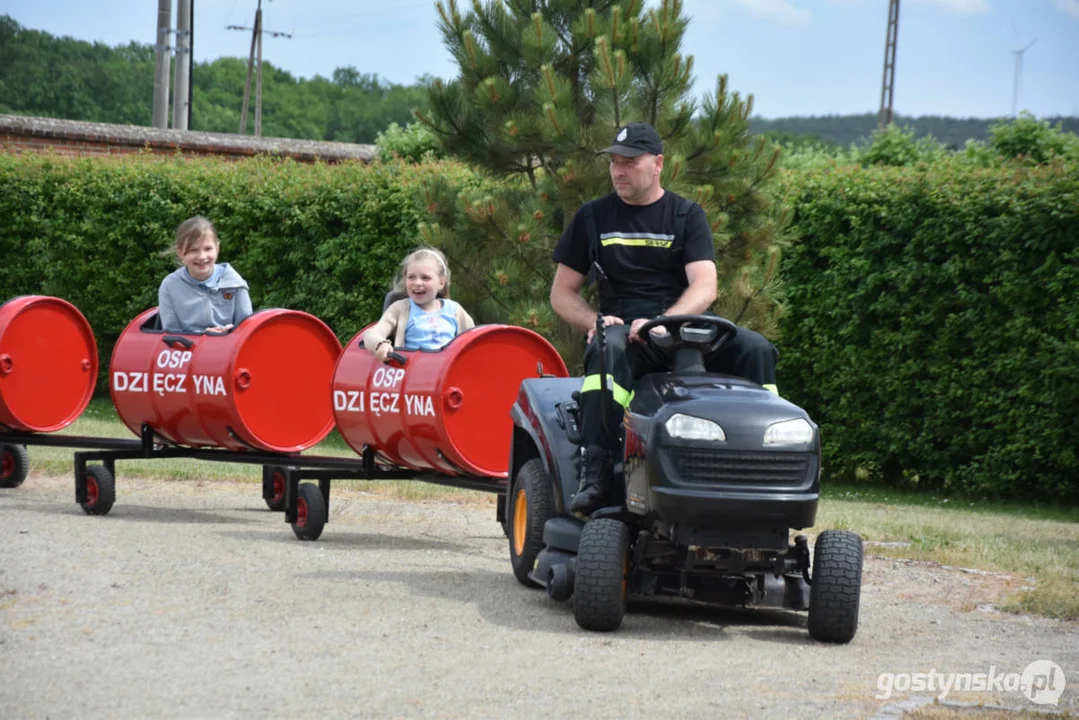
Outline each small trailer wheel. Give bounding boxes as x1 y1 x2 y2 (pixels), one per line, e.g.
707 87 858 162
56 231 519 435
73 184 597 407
291 482 327 541
264 465 287 511
81 465 117 516
0 444 30 489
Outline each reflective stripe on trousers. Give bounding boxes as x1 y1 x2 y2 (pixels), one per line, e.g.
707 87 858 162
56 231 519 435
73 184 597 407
579 374 634 408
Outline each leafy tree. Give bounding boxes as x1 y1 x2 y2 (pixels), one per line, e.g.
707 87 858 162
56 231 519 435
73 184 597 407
376 121 445 162
0 16 154 123
857 123 945 167
986 112 1079 164
416 0 791 362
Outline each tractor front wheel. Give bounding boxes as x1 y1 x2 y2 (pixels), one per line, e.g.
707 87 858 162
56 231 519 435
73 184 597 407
807 530 864 643
573 518 630 632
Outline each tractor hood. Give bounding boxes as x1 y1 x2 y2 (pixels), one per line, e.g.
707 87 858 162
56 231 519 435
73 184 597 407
628 373 817 451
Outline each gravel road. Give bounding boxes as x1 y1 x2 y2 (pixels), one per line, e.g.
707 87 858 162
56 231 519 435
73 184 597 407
2 473 1076 719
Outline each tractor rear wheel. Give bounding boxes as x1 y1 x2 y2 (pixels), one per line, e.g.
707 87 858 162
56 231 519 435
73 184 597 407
508 459 553 588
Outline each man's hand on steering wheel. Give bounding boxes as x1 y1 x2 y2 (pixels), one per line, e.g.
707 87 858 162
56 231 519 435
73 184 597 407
628 317 668 343
636 314 737 361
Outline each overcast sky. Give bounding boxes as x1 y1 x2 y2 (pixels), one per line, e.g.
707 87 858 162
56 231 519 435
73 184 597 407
5 0 1078 118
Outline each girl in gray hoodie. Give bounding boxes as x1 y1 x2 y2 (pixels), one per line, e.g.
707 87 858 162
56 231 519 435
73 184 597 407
158 216 253 334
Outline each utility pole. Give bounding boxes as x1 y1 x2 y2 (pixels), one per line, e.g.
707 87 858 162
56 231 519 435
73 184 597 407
188 0 195 130
1012 38 1036 117
878 0 900 129
172 0 193 130
255 8 263 137
152 0 172 128
236 0 260 136
228 0 292 136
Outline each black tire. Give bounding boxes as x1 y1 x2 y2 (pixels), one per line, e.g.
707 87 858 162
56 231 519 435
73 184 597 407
81 465 116 516
0 444 29 489
573 518 630 632
508 458 553 588
291 482 326 541
807 530 863 643
264 465 287 512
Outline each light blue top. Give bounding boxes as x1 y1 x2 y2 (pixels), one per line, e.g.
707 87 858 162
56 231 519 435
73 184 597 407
157 263 253 333
403 298 461 350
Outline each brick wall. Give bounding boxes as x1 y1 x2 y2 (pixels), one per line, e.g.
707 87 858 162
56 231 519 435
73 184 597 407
0 114 377 164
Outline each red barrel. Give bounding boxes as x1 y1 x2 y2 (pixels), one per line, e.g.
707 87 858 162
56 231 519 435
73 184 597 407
110 308 341 452
333 325 568 478
0 296 98 432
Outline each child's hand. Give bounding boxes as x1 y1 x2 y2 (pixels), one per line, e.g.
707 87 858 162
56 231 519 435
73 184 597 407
375 342 393 363
205 324 233 334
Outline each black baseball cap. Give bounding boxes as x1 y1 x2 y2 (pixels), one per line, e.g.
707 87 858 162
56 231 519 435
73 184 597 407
598 122 663 157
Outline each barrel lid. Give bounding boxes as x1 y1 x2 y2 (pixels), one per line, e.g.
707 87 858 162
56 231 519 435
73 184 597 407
232 311 342 451
0 296 97 432
442 326 568 476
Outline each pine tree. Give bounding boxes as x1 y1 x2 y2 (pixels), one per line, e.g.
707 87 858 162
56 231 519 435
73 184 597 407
417 0 790 365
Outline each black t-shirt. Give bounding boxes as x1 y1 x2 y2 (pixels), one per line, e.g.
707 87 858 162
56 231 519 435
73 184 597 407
552 191 714 319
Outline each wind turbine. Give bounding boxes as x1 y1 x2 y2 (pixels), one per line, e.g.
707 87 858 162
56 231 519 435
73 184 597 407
1011 33 1036 117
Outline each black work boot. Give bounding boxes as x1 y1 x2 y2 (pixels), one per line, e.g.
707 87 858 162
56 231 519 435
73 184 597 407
569 447 610 516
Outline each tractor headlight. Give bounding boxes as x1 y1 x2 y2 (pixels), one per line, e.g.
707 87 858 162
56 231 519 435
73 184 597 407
763 418 814 446
665 413 726 442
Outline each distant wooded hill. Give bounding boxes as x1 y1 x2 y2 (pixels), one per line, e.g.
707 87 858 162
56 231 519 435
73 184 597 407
0 15 427 144
750 114 1079 148
2 15 1076 147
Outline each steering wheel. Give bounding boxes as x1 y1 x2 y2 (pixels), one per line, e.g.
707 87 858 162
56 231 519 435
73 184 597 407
636 314 737 362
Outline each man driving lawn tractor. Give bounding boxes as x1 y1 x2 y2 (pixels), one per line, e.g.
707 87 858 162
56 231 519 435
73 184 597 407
550 122 780 516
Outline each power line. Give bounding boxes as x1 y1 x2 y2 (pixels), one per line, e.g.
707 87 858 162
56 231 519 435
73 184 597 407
283 1 429 30
225 24 293 39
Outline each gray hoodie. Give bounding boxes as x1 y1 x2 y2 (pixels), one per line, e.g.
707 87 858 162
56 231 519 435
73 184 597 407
157 263 253 333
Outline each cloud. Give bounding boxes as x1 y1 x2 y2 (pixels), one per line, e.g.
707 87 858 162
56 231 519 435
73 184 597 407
909 0 990 15
1052 0 1079 19
728 0 813 24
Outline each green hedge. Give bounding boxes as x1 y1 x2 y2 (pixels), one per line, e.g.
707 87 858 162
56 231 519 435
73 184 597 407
777 158 1079 501
4 149 1077 502
0 152 480 390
